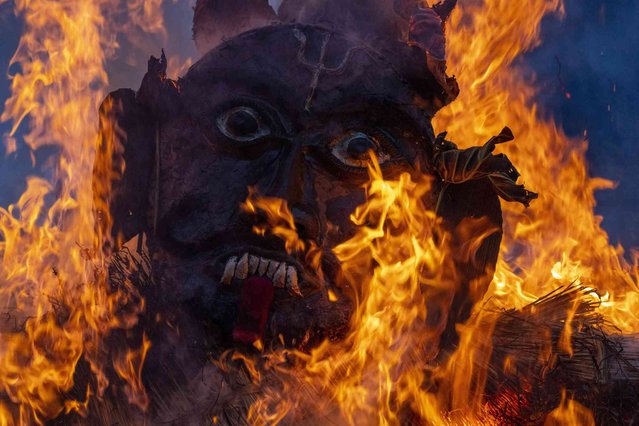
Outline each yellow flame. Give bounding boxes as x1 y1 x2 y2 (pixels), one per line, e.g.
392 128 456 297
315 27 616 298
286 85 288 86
1 0 637 423
544 390 595 426
244 0 639 424
243 187 307 254
244 159 466 424
0 0 165 423
435 0 639 332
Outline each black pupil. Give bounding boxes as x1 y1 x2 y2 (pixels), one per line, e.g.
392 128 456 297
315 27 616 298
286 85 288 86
226 109 259 136
346 136 376 159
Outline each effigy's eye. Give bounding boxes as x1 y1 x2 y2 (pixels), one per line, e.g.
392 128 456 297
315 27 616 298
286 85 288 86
330 131 391 168
217 106 271 142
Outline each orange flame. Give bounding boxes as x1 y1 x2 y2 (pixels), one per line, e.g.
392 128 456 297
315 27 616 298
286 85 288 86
435 0 639 331
242 0 639 424
430 7 639 423
1 0 636 423
544 390 595 426
113 334 151 411
0 0 165 423
243 187 325 277
243 159 465 424
243 187 307 254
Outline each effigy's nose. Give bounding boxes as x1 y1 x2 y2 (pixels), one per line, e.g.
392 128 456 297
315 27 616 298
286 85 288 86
238 141 323 246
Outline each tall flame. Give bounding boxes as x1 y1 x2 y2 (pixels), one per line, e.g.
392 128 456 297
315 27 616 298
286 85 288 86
0 0 165 424
434 0 639 329
244 0 639 424
245 161 461 424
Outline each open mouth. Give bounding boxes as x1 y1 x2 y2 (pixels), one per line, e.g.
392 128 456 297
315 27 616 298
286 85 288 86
220 252 303 297
218 252 305 345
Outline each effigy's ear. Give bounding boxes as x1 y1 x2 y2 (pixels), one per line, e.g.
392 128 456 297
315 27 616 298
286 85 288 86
94 51 184 253
433 127 539 207
93 88 156 252
193 0 277 55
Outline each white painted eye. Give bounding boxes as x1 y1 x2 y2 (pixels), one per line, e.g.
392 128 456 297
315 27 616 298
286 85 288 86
330 132 391 168
217 106 271 142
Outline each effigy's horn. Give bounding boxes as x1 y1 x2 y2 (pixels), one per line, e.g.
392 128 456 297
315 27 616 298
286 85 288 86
432 0 458 22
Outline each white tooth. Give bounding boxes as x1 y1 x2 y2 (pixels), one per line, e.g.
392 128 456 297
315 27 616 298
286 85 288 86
258 257 269 276
235 253 249 279
286 266 302 297
220 256 237 285
249 255 259 275
273 263 286 288
267 261 280 279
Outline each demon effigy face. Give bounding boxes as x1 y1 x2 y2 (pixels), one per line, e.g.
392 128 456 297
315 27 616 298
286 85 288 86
90 0 536 422
152 24 455 346
100 23 498 341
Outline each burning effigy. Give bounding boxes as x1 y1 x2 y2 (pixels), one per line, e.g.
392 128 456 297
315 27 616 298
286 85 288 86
1 0 638 425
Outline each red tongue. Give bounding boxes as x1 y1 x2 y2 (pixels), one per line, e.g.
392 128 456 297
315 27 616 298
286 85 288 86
232 276 274 345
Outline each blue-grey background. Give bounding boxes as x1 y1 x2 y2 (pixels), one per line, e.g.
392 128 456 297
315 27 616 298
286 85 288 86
1 0 638 248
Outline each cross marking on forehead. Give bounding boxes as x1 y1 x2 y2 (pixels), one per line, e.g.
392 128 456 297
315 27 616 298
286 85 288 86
293 29 362 111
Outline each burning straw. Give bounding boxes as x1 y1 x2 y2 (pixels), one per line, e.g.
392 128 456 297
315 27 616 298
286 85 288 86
195 283 639 425
481 284 639 424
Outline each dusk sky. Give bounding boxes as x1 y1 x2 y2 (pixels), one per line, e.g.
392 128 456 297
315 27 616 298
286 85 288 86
1 0 638 248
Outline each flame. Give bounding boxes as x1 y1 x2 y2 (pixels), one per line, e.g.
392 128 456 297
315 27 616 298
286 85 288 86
243 187 325 277
434 0 639 332
1 0 636 423
0 0 165 423
433 1 639 421
431 0 639 421
243 187 307 254
113 334 151 411
243 0 639 424
242 159 473 424
544 390 595 426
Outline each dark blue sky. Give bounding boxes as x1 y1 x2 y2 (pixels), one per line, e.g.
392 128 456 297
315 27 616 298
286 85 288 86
526 0 639 249
1 0 638 248
0 1 27 204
